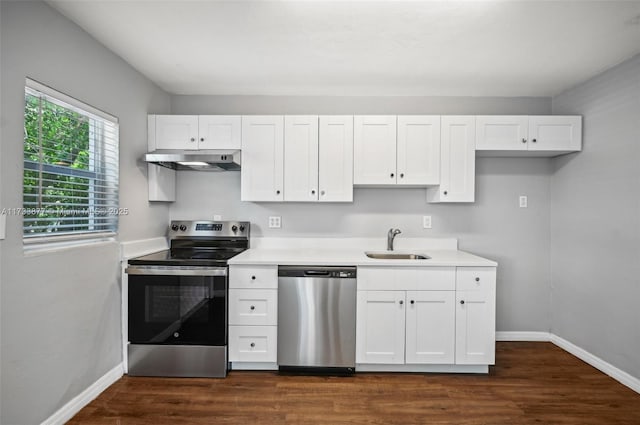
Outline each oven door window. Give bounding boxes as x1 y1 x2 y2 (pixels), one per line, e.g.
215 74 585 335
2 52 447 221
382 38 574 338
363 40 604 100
128 274 226 346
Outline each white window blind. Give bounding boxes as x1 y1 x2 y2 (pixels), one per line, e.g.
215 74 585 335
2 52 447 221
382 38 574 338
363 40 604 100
23 79 119 242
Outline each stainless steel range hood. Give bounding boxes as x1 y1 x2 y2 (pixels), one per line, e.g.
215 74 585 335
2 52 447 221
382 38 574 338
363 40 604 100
144 150 241 171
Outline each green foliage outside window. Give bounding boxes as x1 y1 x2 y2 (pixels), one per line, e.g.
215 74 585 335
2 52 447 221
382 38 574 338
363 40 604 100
23 93 93 235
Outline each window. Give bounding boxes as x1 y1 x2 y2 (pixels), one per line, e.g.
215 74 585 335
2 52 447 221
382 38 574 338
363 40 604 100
23 79 119 243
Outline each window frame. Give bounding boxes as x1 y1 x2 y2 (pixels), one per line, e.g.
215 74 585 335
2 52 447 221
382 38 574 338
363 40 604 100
23 78 120 246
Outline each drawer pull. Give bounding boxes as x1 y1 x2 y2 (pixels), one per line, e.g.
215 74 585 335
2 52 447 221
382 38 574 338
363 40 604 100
250 305 255 311
460 300 465 305
250 342 255 348
475 277 480 282
251 276 256 280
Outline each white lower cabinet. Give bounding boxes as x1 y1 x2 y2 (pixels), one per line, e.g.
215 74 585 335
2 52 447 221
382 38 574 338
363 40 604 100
228 265 278 369
455 267 496 365
405 291 455 364
356 266 496 371
356 290 406 364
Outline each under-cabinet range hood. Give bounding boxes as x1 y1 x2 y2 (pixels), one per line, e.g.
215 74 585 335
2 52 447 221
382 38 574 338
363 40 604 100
144 149 241 171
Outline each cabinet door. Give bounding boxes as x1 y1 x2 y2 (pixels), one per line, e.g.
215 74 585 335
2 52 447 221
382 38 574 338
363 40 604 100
284 116 319 202
397 116 440 186
455 289 496 365
528 116 582 152
405 291 455 364
155 115 199 150
356 291 405 364
475 116 528 151
319 116 353 202
198 115 241 149
427 116 476 203
241 116 284 202
353 116 397 185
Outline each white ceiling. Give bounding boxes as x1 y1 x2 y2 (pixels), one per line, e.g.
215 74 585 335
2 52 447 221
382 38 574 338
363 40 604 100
47 1 640 97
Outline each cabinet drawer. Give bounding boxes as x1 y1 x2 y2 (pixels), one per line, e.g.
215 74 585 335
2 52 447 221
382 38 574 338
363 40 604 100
229 265 277 289
229 289 277 326
456 267 496 291
358 267 455 291
229 326 277 362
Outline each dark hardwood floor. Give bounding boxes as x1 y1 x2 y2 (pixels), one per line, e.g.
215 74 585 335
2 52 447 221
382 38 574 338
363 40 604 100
69 342 640 424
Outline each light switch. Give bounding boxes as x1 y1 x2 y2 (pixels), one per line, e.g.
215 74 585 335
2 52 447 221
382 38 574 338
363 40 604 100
0 212 6 240
519 196 528 208
423 215 432 229
268 216 281 229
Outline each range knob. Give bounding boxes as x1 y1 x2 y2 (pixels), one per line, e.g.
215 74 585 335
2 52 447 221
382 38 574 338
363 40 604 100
171 224 179 231
179 225 187 231
232 225 238 232
239 225 245 232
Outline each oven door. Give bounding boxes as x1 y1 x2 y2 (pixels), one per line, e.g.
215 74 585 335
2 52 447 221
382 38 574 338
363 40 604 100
126 266 227 346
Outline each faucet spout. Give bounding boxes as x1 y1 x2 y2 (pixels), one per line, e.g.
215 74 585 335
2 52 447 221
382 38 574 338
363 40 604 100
387 228 402 251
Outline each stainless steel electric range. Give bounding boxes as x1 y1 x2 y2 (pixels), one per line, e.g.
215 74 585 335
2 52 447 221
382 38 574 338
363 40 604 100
125 220 250 378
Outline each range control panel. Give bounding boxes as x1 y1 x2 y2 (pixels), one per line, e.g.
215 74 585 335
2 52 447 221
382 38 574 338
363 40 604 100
169 220 250 239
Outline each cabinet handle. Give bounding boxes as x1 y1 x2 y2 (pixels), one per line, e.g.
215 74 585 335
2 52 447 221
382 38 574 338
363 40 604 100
443 190 448 195
399 300 404 305
250 342 255 348
460 300 465 305
390 173 395 178
251 276 256 280
410 300 415 305
320 190 325 196
522 138 527 144
400 173 404 178
475 277 480 282
250 305 255 311
200 137 205 142
190 137 195 142
276 190 281 195
532 138 537 143
311 190 316 195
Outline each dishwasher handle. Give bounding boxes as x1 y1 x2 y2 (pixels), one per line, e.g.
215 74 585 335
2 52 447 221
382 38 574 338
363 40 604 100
278 266 357 278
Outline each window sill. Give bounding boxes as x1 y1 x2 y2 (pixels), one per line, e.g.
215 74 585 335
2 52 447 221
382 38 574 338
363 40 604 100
23 233 117 257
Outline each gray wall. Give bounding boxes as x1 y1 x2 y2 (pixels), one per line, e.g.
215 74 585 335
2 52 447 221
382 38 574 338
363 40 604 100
170 95 552 333
551 54 640 380
0 2 170 424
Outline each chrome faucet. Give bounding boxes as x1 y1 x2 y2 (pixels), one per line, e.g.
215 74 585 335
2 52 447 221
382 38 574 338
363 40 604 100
387 228 402 251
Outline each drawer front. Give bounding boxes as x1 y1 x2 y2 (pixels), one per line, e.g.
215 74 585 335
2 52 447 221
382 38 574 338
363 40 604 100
358 267 455 291
229 326 277 362
229 265 278 289
456 267 496 291
229 289 277 326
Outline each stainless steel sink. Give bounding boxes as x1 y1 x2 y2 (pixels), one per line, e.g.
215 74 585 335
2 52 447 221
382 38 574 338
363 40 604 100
365 252 431 260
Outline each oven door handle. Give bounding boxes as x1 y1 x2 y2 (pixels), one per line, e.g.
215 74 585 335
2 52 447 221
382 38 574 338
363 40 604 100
125 266 227 276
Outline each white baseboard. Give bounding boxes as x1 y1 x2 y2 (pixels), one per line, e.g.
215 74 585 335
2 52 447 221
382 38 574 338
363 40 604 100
41 363 123 425
496 331 551 342
550 334 640 394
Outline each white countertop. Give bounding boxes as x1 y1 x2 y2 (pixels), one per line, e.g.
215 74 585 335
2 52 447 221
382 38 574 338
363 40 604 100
228 238 497 267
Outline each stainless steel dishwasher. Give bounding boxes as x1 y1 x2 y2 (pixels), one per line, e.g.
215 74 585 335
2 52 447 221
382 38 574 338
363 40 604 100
278 266 357 374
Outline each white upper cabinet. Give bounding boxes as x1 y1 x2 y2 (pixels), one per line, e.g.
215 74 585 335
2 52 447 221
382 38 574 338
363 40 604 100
427 116 476 203
198 115 241 149
154 115 241 150
354 116 397 185
319 116 354 202
241 116 284 202
476 116 528 151
284 116 319 202
476 115 581 156
528 116 582 152
155 115 199 150
397 116 441 186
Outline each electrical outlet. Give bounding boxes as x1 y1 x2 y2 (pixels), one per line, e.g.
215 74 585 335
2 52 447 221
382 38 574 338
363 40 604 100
423 215 432 229
268 216 281 229
0 212 6 240
519 196 528 208
213 214 222 221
